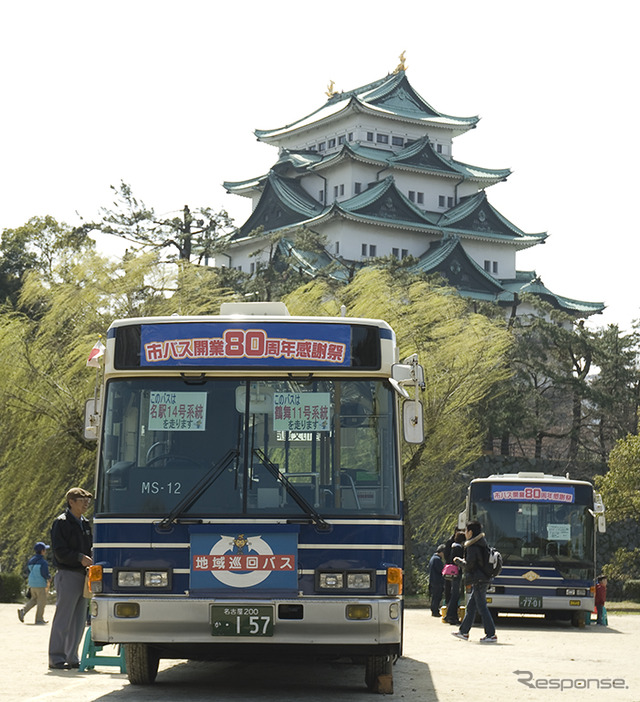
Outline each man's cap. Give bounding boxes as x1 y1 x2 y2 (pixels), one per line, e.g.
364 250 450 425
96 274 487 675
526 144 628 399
65 487 93 502
35 542 49 552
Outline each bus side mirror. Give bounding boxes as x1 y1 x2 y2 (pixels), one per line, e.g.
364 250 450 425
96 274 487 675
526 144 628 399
593 493 605 514
458 511 466 530
402 399 423 444
84 398 100 441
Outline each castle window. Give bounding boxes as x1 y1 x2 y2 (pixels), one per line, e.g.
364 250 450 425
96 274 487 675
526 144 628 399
354 182 362 194
484 260 491 272
369 245 377 257
338 135 346 144
401 249 408 258
376 134 389 144
438 195 445 207
447 196 454 208
348 132 353 141
318 142 326 151
366 132 374 142
392 136 404 146
362 244 368 256
492 261 498 274
340 184 344 196
436 144 443 153
336 241 340 254
408 191 415 202
417 192 424 204
392 247 399 258
319 190 324 202
334 186 339 198
328 138 336 148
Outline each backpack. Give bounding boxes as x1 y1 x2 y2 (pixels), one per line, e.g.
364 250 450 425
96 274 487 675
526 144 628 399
442 563 460 580
484 545 503 578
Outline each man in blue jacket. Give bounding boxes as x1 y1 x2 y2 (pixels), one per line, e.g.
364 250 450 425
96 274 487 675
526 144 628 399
18 542 51 624
451 520 497 643
48 487 93 670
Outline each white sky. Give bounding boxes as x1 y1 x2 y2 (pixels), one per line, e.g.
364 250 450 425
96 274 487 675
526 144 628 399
1 1 638 330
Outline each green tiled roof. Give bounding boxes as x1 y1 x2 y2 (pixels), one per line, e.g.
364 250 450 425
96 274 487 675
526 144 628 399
276 238 352 283
337 176 439 227
255 71 478 141
500 272 605 314
232 172 323 240
409 235 506 297
437 191 547 248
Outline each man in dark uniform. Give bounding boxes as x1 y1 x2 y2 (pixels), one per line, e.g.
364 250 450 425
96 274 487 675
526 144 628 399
48 487 93 670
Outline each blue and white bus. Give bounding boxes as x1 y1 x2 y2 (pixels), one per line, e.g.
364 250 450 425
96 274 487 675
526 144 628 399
460 472 605 625
86 302 423 690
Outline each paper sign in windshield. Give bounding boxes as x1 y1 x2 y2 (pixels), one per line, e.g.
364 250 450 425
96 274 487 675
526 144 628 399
273 392 331 432
148 391 207 431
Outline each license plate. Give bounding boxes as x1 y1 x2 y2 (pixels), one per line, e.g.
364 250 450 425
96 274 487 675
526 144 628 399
210 605 274 637
519 595 543 609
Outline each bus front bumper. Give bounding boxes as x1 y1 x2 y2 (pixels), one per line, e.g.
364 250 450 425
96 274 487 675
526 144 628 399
90 596 402 648
485 593 595 613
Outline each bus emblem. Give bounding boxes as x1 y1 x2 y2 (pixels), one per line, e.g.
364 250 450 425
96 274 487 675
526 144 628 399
523 570 540 582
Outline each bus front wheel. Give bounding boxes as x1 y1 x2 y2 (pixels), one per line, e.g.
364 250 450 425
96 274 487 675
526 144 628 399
125 643 159 685
365 654 392 693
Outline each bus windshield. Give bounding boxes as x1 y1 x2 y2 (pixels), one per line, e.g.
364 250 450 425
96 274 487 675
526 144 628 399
469 482 595 580
97 377 399 518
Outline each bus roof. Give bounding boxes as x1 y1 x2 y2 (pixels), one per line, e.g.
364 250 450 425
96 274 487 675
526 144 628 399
472 472 594 486
107 314 394 332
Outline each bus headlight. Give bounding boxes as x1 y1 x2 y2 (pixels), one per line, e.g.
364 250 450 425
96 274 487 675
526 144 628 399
317 571 374 591
117 571 142 588
347 573 371 590
144 571 169 588
318 572 344 589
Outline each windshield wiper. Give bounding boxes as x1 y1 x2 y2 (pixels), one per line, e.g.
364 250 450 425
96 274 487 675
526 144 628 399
253 448 330 531
157 449 239 530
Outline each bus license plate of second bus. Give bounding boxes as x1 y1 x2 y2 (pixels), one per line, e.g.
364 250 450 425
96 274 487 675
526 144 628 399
210 605 274 637
519 595 543 609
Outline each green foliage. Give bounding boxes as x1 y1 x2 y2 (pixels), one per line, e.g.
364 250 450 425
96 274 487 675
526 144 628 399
596 433 640 521
602 549 640 598
287 268 513 543
622 579 640 602
0 216 94 305
0 572 23 602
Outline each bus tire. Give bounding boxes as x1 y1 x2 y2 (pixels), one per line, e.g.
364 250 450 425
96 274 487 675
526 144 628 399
124 643 159 685
365 655 392 693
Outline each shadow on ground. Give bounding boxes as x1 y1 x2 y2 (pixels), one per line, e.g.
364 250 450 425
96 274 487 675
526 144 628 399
88 655 437 701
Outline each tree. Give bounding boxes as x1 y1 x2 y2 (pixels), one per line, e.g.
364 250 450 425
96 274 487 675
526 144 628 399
84 181 234 264
284 267 513 543
596 433 640 521
0 216 94 306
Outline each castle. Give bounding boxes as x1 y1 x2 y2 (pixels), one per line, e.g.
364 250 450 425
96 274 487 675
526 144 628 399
217 56 603 320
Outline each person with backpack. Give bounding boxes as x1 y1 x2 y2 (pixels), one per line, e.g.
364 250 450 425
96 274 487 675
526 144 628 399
443 531 465 625
18 542 51 624
451 520 497 643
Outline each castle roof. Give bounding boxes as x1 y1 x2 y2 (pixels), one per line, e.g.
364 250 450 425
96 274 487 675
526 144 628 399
500 271 605 315
436 191 547 250
255 71 479 143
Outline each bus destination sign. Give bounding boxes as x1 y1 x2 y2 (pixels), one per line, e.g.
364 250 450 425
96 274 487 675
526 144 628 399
140 322 350 368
